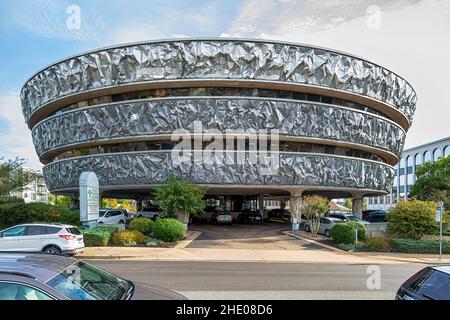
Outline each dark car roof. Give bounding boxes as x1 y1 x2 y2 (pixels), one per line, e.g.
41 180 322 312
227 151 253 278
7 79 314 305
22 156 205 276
0 252 76 282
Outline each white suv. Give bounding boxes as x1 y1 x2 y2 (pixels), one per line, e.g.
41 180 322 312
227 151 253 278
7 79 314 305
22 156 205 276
98 209 126 225
0 223 84 256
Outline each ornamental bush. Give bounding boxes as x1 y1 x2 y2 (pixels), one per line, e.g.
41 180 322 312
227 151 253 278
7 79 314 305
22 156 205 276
346 221 367 240
330 223 355 245
366 237 394 252
391 239 450 254
110 230 146 246
0 202 80 229
129 217 154 235
337 243 356 251
387 200 439 239
81 226 118 246
152 218 185 242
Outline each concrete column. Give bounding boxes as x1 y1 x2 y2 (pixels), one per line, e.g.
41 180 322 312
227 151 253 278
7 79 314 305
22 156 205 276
289 189 304 231
258 194 265 218
70 194 80 209
352 198 364 219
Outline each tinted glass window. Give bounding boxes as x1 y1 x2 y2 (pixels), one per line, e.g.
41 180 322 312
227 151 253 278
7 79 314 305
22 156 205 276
46 227 62 234
26 226 47 236
99 210 106 217
405 268 450 300
46 261 129 300
65 227 81 235
0 282 53 300
2 226 26 237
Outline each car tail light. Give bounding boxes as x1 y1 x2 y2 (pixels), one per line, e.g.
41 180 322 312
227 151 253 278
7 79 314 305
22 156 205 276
58 234 77 241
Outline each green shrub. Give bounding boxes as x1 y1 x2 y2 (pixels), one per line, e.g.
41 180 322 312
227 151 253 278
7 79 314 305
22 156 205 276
387 200 439 239
0 197 25 205
338 243 356 251
346 221 366 240
0 202 80 228
330 223 358 245
81 226 118 246
152 218 185 242
366 237 393 252
129 217 153 235
110 230 146 246
145 238 165 247
391 239 450 254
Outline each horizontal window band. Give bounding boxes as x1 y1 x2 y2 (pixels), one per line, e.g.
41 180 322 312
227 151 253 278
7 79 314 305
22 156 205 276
26 79 411 130
46 138 391 165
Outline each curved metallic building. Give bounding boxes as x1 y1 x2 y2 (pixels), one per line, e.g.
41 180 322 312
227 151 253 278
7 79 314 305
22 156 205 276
21 38 417 209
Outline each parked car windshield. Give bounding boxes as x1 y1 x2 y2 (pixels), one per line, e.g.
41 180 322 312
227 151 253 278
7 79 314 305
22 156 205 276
99 210 106 217
46 261 130 300
404 268 450 300
346 215 361 221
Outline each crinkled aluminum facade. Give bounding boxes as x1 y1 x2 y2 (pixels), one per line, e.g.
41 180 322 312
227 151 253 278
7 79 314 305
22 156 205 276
43 152 394 193
21 39 417 124
20 38 417 197
32 97 405 159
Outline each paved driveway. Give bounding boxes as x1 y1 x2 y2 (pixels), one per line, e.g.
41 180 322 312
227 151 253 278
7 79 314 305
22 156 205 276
188 222 327 250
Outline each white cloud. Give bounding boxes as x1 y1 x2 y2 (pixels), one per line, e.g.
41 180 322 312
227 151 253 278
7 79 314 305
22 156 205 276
0 93 42 170
104 1 224 46
7 0 104 44
224 0 450 149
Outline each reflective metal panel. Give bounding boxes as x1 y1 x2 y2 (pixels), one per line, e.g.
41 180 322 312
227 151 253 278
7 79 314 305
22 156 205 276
32 98 405 158
43 152 394 193
21 39 416 124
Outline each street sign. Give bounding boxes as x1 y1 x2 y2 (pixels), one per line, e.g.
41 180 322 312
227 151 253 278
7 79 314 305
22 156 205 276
436 207 442 223
79 172 99 225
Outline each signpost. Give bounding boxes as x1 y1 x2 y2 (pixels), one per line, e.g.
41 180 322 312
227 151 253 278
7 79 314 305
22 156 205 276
79 172 99 229
436 201 445 261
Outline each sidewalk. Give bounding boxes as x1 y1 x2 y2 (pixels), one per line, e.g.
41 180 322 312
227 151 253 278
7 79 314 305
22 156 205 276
78 236 450 265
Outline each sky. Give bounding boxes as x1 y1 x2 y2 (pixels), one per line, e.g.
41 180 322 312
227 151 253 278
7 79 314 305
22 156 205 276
0 0 449 170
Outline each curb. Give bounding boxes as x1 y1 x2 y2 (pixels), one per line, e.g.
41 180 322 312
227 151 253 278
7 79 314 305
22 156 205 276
78 230 202 260
284 231 449 265
283 231 344 252
174 230 202 248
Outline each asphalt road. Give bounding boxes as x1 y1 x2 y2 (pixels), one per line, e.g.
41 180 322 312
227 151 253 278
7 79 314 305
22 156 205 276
90 260 426 300
188 222 325 250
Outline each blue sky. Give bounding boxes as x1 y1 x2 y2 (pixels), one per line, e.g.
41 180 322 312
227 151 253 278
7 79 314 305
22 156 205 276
1 0 449 169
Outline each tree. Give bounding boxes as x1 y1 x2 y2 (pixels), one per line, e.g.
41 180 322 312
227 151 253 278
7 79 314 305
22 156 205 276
48 194 71 207
387 200 440 240
301 195 331 237
101 198 136 212
0 157 35 199
343 198 352 210
153 175 207 227
410 156 450 209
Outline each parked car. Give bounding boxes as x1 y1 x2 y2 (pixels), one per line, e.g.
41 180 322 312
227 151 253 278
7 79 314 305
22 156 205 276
362 210 386 222
98 209 126 225
326 213 370 225
0 252 187 300
396 266 450 300
211 212 233 225
304 217 345 237
136 206 164 221
237 211 263 224
0 223 84 256
121 210 137 224
267 209 291 223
